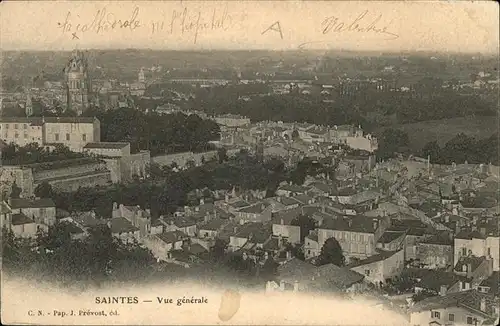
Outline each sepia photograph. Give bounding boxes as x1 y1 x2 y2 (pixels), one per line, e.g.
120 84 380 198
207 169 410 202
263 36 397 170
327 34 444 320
1 0 499 325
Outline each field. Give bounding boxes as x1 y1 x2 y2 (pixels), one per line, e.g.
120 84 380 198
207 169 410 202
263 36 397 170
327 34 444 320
378 116 498 151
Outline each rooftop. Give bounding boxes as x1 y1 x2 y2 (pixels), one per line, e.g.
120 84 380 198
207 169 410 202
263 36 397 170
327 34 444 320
233 222 272 244
9 198 55 209
320 215 382 234
109 217 140 234
347 249 402 268
157 230 187 244
0 116 97 124
11 213 34 225
410 289 498 318
84 142 130 149
454 255 487 273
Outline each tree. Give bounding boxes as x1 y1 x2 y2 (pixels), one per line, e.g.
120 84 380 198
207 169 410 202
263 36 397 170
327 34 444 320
210 238 228 262
421 140 441 164
412 289 436 303
317 237 345 267
217 147 228 164
291 214 316 242
10 182 21 199
376 128 410 160
35 182 54 199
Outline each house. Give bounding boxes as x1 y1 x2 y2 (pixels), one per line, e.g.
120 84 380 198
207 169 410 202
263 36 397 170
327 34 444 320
292 194 316 205
276 257 366 293
304 230 320 260
163 217 197 237
112 203 152 239
275 184 310 197
107 217 140 243
409 290 499 326
197 218 228 239
317 215 390 261
348 248 405 286
414 269 473 295
271 208 302 244
455 229 499 272
453 255 494 287
229 222 272 252
8 198 56 227
478 272 499 297
143 231 188 260
234 202 273 223
1 201 13 230
416 234 454 269
11 213 37 238
376 230 406 251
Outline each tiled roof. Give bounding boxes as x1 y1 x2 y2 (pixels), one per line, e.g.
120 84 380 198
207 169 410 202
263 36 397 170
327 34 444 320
410 289 498 317
377 231 405 244
110 217 139 234
233 222 272 244
0 116 97 124
157 231 187 244
0 201 12 214
479 271 499 296
199 218 227 231
416 269 470 292
9 198 55 209
454 255 486 273
11 213 34 225
71 212 106 228
347 249 401 268
320 215 382 234
306 230 318 242
272 207 302 225
238 202 270 214
84 142 129 149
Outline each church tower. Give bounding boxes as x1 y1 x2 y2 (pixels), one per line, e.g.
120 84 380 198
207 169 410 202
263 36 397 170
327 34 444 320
25 91 33 117
64 50 92 115
138 67 145 83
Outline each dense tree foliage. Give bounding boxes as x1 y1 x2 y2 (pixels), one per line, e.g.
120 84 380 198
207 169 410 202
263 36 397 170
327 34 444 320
317 237 345 267
51 153 289 217
82 107 221 155
376 128 410 160
2 223 156 284
421 133 499 165
1 143 85 165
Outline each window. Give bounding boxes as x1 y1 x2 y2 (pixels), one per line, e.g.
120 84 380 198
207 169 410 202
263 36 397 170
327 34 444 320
23 133 28 139
364 270 370 276
14 133 19 138
432 311 441 319
55 133 59 141
82 133 87 141
466 317 474 325
462 264 468 272
23 124 27 129
448 313 455 321
66 133 70 141
487 247 491 256
461 247 467 256
14 124 18 129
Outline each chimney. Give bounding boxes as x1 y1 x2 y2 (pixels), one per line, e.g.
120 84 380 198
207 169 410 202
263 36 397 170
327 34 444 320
480 298 487 312
200 198 205 205
106 220 112 229
279 280 285 291
280 219 284 225
225 194 229 203
467 263 472 274
233 226 238 233
286 251 291 260
293 281 299 292
439 285 447 296
90 210 96 219
322 206 326 213
204 213 209 223
239 219 245 225
373 219 379 231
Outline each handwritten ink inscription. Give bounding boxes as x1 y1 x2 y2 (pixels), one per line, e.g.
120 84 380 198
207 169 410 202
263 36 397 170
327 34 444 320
57 7 141 36
56 4 244 44
321 10 399 40
150 5 235 44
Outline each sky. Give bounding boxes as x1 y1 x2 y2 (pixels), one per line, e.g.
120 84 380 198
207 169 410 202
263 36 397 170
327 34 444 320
0 1 499 54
